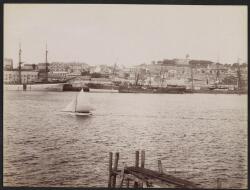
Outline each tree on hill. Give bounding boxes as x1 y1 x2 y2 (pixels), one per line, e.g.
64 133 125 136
162 59 175 65
189 60 213 68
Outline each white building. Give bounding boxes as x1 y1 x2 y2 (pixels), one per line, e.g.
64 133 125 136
90 65 101 73
174 58 190 66
49 62 89 73
22 64 37 70
4 58 13 70
4 70 39 84
38 63 47 70
48 71 68 80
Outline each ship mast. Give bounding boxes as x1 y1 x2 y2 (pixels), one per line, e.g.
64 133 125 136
159 65 165 88
112 63 117 76
18 43 22 84
45 43 48 82
215 55 220 87
187 54 193 91
190 67 194 90
135 69 140 86
147 65 151 87
75 94 78 112
237 58 242 91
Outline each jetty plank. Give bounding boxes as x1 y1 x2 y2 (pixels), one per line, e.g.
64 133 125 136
125 166 197 188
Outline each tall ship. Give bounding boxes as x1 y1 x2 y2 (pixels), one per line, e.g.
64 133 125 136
4 44 69 92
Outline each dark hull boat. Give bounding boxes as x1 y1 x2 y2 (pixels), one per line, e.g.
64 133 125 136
118 85 186 94
62 84 89 92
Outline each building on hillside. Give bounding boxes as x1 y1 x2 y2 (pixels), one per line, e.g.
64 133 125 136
67 62 89 73
89 65 101 74
174 58 189 66
49 62 67 72
189 60 213 68
40 62 88 73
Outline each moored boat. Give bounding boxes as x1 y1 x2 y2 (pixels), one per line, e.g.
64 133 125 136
118 85 186 94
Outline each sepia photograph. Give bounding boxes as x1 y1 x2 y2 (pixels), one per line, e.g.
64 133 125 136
3 3 248 188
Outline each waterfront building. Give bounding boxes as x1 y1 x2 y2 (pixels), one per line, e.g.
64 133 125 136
4 58 14 70
4 70 39 84
65 72 83 81
48 71 68 80
38 63 48 71
22 64 37 70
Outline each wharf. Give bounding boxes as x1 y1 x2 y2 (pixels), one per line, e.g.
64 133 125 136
108 151 199 188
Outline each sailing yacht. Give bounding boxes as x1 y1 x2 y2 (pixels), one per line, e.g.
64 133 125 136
63 88 94 116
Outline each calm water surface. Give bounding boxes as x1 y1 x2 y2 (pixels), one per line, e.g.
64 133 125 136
4 91 248 188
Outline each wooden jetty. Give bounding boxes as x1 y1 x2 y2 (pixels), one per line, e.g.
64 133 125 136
108 150 198 188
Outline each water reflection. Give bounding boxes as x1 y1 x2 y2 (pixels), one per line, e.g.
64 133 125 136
75 115 93 125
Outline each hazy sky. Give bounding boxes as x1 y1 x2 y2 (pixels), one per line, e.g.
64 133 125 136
4 4 247 67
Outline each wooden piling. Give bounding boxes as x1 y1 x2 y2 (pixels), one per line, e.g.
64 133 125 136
141 150 145 168
139 180 143 188
112 152 119 187
119 162 126 188
158 160 163 174
126 178 130 188
23 84 27 91
108 152 113 188
134 181 139 188
135 151 139 168
217 178 222 189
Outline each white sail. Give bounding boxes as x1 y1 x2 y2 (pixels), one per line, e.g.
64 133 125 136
62 89 94 113
75 89 94 112
62 98 76 112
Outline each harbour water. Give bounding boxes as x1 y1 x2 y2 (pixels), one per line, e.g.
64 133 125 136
4 91 248 188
